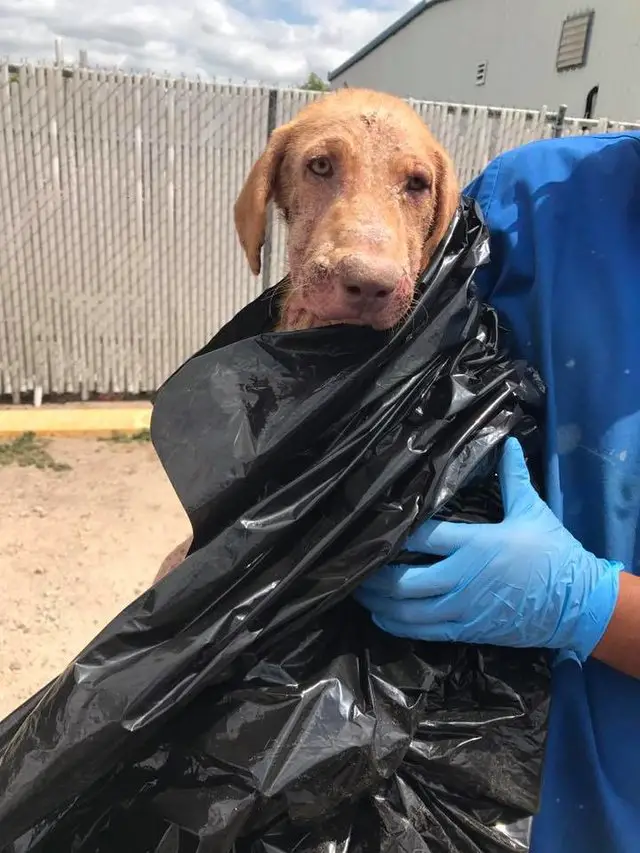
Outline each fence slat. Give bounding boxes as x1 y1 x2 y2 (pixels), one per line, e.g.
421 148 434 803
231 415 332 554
0 66 24 401
2 63 639 400
55 67 80 394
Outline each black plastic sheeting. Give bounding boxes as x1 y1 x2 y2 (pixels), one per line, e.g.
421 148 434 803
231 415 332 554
0 199 550 853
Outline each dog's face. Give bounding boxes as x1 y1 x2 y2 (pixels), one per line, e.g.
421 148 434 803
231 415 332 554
234 88 460 331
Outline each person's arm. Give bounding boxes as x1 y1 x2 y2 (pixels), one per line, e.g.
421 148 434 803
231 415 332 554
592 571 640 678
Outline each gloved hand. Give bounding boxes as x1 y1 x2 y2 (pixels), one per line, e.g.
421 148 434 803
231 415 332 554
355 438 622 661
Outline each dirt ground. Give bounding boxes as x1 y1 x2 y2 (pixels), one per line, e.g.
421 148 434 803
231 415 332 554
0 436 191 719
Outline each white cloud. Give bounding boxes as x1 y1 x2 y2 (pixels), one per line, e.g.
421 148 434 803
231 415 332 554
0 0 416 84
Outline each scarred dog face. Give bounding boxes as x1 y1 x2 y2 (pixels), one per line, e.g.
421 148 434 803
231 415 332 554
234 88 460 331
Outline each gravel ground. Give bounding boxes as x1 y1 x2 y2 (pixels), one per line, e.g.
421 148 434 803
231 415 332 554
0 435 190 718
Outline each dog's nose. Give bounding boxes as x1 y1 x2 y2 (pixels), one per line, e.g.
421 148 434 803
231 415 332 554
335 254 401 306
343 280 393 301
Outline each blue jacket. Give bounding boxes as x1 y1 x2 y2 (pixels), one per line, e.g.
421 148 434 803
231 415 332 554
465 132 640 853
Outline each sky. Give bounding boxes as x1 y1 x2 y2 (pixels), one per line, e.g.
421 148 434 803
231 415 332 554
0 0 417 85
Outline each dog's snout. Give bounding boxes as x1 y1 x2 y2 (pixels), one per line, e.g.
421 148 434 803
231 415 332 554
334 254 402 303
303 251 410 328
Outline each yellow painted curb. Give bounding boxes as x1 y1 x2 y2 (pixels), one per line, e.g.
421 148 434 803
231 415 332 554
0 406 152 438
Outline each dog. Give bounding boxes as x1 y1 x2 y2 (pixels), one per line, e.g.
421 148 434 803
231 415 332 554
155 87 460 581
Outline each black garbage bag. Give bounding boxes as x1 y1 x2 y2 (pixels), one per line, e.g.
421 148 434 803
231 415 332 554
0 198 550 853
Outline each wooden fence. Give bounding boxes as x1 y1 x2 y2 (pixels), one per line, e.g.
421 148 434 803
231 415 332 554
1 63 639 401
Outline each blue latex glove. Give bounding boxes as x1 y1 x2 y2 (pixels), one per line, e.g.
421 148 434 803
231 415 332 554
356 438 622 661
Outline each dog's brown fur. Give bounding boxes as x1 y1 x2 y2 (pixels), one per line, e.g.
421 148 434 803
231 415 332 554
235 88 459 331
155 88 460 582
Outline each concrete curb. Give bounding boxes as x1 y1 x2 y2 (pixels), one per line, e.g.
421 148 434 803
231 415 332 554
0 405 152 438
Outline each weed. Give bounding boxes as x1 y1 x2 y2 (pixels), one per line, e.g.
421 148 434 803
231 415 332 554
101 429 151 444
0 432 71 471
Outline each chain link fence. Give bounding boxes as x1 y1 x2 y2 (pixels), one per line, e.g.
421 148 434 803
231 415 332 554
1 63 639 402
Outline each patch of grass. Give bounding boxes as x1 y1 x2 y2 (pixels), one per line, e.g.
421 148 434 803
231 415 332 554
0 432 71 471
101 429 152 444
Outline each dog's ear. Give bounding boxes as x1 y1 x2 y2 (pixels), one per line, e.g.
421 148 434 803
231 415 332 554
234 123 291 276
422 147 460 265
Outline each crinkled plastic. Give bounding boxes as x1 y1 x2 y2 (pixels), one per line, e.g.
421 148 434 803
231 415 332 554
0 199 550 853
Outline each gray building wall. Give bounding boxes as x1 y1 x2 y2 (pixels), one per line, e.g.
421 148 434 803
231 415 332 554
329 0 639 122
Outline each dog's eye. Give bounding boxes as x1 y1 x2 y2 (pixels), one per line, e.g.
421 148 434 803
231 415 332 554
308 157 333 178
406 175 430 193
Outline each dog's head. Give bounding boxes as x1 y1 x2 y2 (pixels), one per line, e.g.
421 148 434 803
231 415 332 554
234 88 460 331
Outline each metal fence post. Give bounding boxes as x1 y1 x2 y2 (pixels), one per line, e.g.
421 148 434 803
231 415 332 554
553 104 567 138
261 87 279 291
